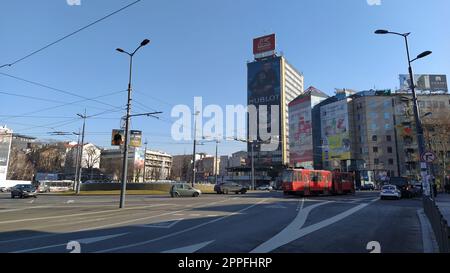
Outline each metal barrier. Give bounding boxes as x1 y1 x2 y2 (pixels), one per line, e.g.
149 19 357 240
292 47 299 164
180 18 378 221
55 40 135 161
423 197 450 252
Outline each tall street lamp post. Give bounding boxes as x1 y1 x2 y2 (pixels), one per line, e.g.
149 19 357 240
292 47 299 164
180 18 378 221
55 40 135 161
375 29 432 196
116 39 150 209
191 111 200 187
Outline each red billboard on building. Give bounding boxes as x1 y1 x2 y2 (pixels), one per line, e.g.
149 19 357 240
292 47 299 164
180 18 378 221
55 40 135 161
253 34 276 55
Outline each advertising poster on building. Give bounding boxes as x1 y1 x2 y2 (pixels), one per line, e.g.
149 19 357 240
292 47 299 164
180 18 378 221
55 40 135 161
253 34 276 57
130 130 142 148
289 96 313 168
0 128 12 182
320 100 351 168
399 74 448 92
247 56 282 165
111 129 124 146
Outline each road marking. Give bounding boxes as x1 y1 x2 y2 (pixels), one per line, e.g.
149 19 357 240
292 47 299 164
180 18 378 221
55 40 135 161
296 198 304 212
0 206 52 213
265 204 287 209
162 240 215 253
66 200 75 204
173 214 184 216
251 198 378 253
138 219 183 229
189 214 201 216
12 233 128 253
95 199 268 253
0 204 169 225
0 199 231 244
206 215 218 217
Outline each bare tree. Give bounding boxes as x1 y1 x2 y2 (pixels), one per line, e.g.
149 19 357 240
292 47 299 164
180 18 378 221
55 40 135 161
7 148 34 180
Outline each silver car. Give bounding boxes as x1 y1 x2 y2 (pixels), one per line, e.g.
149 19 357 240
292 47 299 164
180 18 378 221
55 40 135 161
170 183 201 197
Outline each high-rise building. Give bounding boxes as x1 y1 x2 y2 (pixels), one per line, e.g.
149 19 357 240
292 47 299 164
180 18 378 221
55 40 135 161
288 86 328 169
247 43 304 171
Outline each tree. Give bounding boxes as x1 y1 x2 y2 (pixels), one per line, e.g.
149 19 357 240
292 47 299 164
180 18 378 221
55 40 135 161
7 148 34 180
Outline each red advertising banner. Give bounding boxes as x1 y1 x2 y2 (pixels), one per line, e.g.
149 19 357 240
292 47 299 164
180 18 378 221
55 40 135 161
253 34 276 55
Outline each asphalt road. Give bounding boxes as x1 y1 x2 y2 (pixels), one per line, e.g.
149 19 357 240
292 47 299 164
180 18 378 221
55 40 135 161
0 191 427 253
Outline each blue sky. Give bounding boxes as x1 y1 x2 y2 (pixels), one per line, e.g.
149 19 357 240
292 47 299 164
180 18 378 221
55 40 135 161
1 0 449 156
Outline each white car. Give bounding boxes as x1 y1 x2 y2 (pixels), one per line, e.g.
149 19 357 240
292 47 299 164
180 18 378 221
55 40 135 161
257 185 273 191
380 185 401 200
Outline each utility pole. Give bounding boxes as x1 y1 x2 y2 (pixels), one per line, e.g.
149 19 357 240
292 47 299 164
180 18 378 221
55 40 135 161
116 39 150 209
143 139 148 182
73 129 81 191
191 111 200 187
215 139 219 185
76 110 87 194
375 29 432 196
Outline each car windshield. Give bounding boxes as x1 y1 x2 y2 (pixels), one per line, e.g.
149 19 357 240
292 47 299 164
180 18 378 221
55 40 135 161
382 186 395 191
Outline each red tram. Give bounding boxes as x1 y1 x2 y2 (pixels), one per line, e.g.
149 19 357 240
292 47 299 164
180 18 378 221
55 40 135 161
282 168 355 196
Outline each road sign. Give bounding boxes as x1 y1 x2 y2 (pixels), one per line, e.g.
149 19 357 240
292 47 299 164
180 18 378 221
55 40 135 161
421 152 437 163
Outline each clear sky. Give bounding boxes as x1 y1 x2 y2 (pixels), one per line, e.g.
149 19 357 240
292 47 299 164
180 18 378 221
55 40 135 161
1 0 449 156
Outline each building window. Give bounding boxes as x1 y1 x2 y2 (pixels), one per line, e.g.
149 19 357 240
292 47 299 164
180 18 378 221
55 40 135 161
387 147 393 153
384 112 390 120
371 123 378 130
385 123 392 130
374 158 380 165
372 135 377 141
388 159 394 165
373 147 378 153
386 135 392 141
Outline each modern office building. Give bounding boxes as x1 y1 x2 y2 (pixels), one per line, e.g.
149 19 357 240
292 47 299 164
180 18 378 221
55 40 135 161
247 51 304 171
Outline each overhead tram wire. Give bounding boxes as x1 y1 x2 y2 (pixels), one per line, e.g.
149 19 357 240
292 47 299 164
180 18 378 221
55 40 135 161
0 72 125 111
0 0 143 68
0 89 125 123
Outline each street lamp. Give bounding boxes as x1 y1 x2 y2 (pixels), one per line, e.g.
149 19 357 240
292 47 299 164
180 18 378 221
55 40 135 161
116 39 150 209
375 29 432 196
191 111 200 187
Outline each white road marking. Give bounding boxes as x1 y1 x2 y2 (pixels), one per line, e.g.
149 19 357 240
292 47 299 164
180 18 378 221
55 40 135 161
138 219 183 229
265 204 287 209
173 214 184 216
95 199 268 253
0 204 169 225
251 198 378 253
162 240 215 253
0 199 231 244
12 233 128 253
66 200 75 204
189 214 201 216
206 215 218 217
0 206 52 213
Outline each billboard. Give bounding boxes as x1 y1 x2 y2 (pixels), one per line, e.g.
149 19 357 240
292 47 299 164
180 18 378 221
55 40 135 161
247 56 282 165
130 130 142 148
0 128 12 182
399 74 448 92
320 100 351 169
111 129 124 146
253 34 276 55
289 96 313 168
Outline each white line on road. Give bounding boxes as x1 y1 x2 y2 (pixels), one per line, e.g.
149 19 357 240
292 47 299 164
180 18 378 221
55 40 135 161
251 198 378 253
94 199 268 253
0 204 169 225
0 199 231 244
162 240 215 253
12 233 129 253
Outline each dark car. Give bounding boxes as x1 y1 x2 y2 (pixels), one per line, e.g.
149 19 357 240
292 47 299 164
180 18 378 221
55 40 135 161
217 182 247 194
11 184 38 199
388 177 413 198
360 184 375 191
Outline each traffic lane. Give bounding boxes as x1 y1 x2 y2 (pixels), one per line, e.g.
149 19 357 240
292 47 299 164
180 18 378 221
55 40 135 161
0 195 247 252
273 198 423 253
88 196 301 253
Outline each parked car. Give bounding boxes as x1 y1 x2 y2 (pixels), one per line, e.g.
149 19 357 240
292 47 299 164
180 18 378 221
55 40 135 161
360 184 375 191
0 187 10 192
388 177 413 198
11 184 38 199
380 185 401 200
256 184 273 191
170 183 201 197
217 182 247 194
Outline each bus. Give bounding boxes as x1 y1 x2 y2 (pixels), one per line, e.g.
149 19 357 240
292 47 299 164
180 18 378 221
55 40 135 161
33 180 74 193
282 168 355 196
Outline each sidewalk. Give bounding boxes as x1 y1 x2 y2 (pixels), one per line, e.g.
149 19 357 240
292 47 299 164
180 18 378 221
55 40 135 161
435 193 450 225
